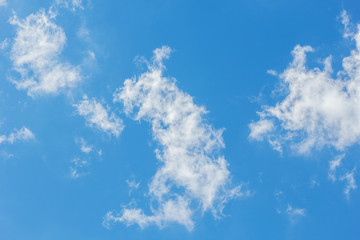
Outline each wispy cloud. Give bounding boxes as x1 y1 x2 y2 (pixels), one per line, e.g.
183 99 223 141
340 170 357 200
249 119 274 141
0 39 8 50
327 154 358 199
285 204 306 223
340 10 355 39
79 137 92 154
74 95 124 137
126 179 140 190
55 0 84 11
0 151 14 160
70 157 89 179
9 9 82 97
328 154 345 182
126 179 140 195
0 0 6 7
273 190 306 223
250 15 360 155
0 127 35 144
105 46 247 230
310 178 320 188
69 137 101 179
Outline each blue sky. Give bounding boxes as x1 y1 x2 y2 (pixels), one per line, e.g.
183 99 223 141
0 0 360 239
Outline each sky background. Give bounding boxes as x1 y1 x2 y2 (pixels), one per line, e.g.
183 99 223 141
0 0 360 239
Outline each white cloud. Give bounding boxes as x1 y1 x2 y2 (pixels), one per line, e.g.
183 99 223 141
327 155 357 198
273 190 284 198
340 10 354 39
79 137 92 154
340 170 357 199
74 95 124 137
106 46 247 230
56 0 84 11
70 157 89 179
266 69 278 76
0 39 9 50
97 149 102 156
249 119 274 141
0 151 14 160
7 127 35 143
126 179 140 190
103 197 194 230
328 154 345 182
286 204 306 223
0 0 6 7
0 127 35 144
310 179 320 188
9 9 81 97
250 18 360 154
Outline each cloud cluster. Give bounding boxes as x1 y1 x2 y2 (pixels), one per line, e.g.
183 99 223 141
250 12 360 155
104 46 245 230
56 0 84 11
9 9 81 97
74 95 124 137
0 127 35 144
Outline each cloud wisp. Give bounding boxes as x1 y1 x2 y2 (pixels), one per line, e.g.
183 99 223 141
285 205 306 223
55 0 84 11
0 127 35 144
9 9 82 97
250 12 360 155
70 157 89 179
74 95 124 137
340 170 357 199
79 137 93 154
328 154 345 182
104 46 246 231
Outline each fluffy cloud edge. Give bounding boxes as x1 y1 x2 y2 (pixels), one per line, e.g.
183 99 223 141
0 127 35 144
9 9 82 97
249 11 360 155
105 46 248 231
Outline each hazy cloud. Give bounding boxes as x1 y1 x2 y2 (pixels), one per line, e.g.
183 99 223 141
286 204 306 223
